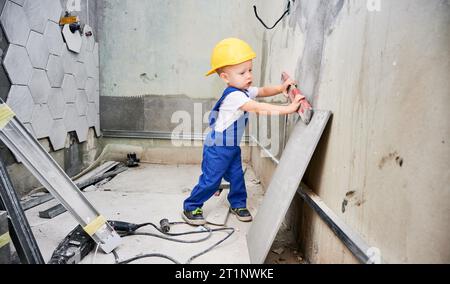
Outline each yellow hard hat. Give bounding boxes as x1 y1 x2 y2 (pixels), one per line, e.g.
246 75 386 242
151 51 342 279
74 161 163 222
206 38 256 76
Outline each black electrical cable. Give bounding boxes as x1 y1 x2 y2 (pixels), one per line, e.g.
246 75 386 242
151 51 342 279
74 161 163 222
253 1 291 30
110 221 235 264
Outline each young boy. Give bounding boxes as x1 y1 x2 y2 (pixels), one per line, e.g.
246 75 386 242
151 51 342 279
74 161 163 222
182 38 303 225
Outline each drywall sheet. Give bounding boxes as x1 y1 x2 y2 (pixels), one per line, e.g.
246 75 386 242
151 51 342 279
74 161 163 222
247 110 331 264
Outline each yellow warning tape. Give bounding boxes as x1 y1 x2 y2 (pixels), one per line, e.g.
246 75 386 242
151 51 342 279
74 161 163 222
83 216 107 236
0 231 11 249
0 104 15 130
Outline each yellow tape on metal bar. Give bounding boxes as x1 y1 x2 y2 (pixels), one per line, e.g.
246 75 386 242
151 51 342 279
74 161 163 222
0 104 15 130
83 216 107 236
0 231 11 249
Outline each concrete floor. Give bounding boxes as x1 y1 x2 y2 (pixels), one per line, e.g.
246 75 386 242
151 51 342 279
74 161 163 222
25 163 265 264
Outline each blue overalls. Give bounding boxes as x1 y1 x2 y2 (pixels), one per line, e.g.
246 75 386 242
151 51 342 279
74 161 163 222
184 87 250 211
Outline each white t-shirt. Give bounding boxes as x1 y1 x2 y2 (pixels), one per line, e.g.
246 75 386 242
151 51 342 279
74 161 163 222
214 87 259 132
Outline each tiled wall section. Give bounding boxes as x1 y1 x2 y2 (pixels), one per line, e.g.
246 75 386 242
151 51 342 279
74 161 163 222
0 0 100 151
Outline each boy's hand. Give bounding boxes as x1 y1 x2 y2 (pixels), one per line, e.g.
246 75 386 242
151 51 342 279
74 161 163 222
288 94 303 113
281 77 296 95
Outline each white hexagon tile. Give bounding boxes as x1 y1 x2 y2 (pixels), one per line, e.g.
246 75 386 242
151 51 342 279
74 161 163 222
26 31 49 69
49 119 67 151
62 74 77 103
29 68 51 104
48 88 65 119
3 44 33 85
31 104 53 139
23 0 47 34
0 1 30 46
46 54 64 87
6 85 34 123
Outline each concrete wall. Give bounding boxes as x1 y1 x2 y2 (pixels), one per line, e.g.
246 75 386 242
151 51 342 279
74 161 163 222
98 0 263 100
255 0 449 264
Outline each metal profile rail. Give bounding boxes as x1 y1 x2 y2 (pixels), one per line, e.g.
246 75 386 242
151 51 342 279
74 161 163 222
0 103 121 253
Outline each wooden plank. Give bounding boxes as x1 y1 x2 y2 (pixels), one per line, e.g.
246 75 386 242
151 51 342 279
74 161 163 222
247 110 331 264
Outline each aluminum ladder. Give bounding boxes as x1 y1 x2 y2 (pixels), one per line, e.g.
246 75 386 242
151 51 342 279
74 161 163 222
0 102 121 253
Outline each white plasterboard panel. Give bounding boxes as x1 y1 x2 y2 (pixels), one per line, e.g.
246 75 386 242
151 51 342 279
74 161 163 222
83 25 95 52
62 24 82 53
247 110 332 264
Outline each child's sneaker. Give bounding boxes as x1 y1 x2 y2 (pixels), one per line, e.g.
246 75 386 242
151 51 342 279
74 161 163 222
182 208 206 226
230 208 253 222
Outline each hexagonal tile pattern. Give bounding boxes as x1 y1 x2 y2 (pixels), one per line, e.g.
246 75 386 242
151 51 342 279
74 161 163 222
26 31 49 69
61 74 76 103
46 54 64 87
85 77 96 103
62 47 76 74
43 0 62 23
29 69 51 104
31 104 53 139
3 44 33 85
63 103 78 132
6 85 33 123
23 0 47 34
0 1 30 46
44 21 64 56
74 61 87 89
75 89 88 116
47 88 65 119
62 24 82 53
75 116 88 142
49 119 66 151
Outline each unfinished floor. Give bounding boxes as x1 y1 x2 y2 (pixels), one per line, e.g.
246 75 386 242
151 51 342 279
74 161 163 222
25 163 267 264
